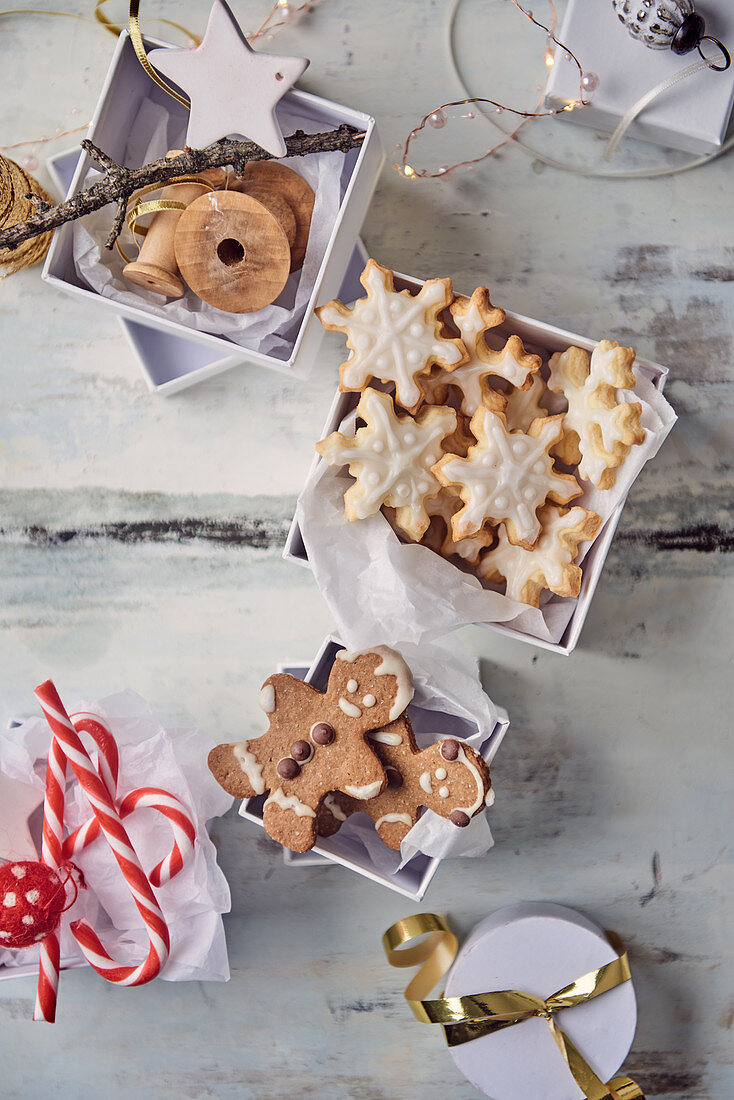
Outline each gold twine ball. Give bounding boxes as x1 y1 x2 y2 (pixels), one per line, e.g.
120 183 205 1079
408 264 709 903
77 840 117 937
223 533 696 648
0 154 55 278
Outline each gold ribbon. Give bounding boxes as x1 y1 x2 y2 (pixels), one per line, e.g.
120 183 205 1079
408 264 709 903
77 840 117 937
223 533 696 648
383 913 644 1100
94 1 200 109
114 175 217 262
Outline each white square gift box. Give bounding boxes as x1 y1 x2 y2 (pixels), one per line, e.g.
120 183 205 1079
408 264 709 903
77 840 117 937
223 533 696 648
42 30 384 381
47 143 373 393
544 0 734 155
285 270 675 656
238 635 510 901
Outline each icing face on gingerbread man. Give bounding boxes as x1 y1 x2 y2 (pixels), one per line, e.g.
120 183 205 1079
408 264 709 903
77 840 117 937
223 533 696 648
207 646 415 852
316 725 492 850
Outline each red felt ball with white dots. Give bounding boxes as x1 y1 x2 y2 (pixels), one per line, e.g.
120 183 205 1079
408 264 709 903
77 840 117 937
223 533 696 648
0 861 67 949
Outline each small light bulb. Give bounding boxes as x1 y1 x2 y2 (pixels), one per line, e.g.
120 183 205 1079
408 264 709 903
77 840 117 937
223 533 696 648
403 164 416 178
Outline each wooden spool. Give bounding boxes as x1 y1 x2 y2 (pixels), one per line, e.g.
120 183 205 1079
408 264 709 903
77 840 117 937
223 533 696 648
173 190 291 314
123 154 227 298
231 161 315 272
231 182 296 250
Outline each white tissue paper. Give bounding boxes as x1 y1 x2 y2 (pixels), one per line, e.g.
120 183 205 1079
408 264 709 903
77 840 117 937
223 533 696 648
72 97 346 360
296 368 677 647
0 691 233 982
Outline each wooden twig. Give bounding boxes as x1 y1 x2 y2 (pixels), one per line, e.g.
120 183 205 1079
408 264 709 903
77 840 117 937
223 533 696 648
0 125 365 253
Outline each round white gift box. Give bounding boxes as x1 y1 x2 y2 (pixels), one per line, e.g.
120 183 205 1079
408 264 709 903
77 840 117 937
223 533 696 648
443 902 637 1100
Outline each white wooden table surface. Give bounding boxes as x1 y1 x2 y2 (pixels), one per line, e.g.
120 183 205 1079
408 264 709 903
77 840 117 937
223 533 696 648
1 2 732 1097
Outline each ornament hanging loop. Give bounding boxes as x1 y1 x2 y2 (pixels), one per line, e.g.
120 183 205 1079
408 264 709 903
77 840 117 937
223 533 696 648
697 36 731 72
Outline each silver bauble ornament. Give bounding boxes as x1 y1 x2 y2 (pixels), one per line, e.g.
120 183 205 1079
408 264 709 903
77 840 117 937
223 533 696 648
612 0 696 50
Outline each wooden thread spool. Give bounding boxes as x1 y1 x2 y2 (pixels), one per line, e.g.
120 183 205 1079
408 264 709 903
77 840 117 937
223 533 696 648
230 162 315 272
123 151 227 298
174 190 291 314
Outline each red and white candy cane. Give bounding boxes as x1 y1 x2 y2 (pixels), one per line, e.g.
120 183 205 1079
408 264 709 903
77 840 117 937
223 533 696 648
62 713 195 888
33 681 194 1020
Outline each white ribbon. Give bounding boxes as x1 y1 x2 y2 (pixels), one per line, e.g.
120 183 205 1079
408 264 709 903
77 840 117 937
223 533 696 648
604 56 715 161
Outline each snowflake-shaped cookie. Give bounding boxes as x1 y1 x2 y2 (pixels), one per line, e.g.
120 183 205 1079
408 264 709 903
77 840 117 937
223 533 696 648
547 340 645 489
427 289 540 416
433 408 581 548
477 505 602 606
422 489 495 564
317 387 457 540
502 372 549 432
315 260 467 413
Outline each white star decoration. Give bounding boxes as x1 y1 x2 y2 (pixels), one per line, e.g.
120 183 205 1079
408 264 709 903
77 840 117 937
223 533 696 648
148 0 309 156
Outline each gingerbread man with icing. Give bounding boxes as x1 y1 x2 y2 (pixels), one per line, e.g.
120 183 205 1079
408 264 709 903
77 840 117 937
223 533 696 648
316 722 492 850
208 646 415 852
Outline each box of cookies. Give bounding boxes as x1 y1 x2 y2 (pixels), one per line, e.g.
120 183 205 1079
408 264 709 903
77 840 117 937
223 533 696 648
285 260 677 654
207 636 509 900
42 29 384 381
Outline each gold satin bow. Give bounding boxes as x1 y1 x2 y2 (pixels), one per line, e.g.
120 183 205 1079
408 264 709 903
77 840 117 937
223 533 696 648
383 913 644 1100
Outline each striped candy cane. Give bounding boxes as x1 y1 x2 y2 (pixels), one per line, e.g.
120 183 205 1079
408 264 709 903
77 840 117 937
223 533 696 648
33 733 68 1022
63 786 195 887
35 681 172 992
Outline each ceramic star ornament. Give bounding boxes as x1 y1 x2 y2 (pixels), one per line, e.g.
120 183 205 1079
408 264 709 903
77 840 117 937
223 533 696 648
147 0 309 156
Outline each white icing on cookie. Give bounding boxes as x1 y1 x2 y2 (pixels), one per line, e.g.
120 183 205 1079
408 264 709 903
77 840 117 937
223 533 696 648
339 697 362 718
368 729 404 746
323 794 347 822
233 742 266 795
439 786 449 798
363 694 376 708
434 767 447 781
346 679 358 693
375 812 413 830
259 684 275 714
478 505 601 605
372 645 414 721
318 261 465 411
265 787 316 818
485 788 495 807
547 341 643 487
424 489 493 564
435 408 580 546
419 771 433 795
317 387 456 541
344 780 383 800
455 746 486 817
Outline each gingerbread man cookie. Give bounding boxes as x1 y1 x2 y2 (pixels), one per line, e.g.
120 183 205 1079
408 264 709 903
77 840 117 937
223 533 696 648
433 408 581 549
478 504 602 605
315 259 467 413
316 387 457 541
316 723 492 849
208 646 414 852
547 340 645 489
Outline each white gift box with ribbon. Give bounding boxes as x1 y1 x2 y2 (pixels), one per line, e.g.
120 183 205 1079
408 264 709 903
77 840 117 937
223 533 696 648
545 0 734 155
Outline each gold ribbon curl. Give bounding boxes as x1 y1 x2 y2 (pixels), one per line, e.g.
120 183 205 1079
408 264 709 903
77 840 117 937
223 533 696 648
114 175 217 262
383 913 645 1100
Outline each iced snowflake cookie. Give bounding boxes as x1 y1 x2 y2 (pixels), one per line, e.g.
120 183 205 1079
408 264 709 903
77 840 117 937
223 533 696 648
316 725 492 849
547 340 645 489
422 489 495 564
433 408 581 549
315 259 467 413
316 387 457 541
427 290 540 417
502 371 549 432
477 505 602 606
208 646 415 852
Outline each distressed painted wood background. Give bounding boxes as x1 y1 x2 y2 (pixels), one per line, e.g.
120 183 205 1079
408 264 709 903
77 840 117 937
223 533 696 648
0 1 732 1097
